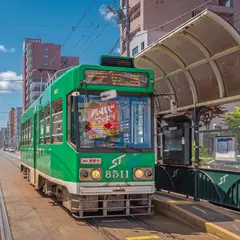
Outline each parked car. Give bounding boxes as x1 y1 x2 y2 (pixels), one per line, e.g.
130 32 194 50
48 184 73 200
8 148 15 153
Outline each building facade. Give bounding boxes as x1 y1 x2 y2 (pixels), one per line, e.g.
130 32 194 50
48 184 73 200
9 108 15 147
14 107 22 148
120 0 240 56
22 38 80 111
0 128 8 148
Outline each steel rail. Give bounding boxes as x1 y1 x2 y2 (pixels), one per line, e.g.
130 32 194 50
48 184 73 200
0 184 12 240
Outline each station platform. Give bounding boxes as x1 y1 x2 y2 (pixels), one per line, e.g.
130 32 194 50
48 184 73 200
153 192 240 240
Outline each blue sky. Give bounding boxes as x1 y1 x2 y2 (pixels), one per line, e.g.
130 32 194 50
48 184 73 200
0 0 120 128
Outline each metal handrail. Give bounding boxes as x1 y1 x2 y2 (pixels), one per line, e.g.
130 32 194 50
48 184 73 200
0 184 12 240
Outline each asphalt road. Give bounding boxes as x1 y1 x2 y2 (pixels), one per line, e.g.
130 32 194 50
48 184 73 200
0 150 218 240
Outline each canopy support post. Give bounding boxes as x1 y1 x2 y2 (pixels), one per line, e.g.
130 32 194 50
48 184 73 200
192 106 204 201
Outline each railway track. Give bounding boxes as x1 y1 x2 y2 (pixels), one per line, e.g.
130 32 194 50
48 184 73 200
0 184 12 240
84 215 186 240
130 216 185 240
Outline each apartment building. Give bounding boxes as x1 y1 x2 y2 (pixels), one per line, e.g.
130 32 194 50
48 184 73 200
120 0 240 56
22 38 80 111
14 107 22 148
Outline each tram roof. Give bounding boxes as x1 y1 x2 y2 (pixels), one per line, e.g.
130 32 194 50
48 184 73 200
134 10 240 115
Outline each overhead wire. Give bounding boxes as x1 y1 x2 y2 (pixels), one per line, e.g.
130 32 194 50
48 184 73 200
49 0 97 67
79 17 114 58
109 29 125 55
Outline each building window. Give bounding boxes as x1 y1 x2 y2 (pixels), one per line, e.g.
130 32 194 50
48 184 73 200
132 46 138 56
44 54 48 59
44 62 48 67
219 0 231 7
63 59 68 65
52 98 63 143
44 47 48 51
141 41 145 50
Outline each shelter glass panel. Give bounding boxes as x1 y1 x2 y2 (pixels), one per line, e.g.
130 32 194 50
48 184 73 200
154 79 172 111
187 17 238 55
169 73 193 107
144 49 180 74
137 58 165 79
215 51 240 97
163 35 205 65
189 62 220 102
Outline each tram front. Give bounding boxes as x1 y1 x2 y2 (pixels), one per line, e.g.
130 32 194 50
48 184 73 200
70 57 155 217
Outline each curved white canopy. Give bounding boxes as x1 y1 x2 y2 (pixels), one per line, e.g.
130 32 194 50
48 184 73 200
135 10 240 114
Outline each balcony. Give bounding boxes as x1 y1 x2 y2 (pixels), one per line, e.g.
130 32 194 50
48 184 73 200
130 16 140 33
26 65 33 73
26 43 32 51
26 49 32 57
26 58 32 66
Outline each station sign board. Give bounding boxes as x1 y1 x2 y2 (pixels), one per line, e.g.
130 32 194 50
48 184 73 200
214 136 236 162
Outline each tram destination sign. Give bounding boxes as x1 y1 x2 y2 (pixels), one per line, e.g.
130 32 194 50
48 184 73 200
84 69 148 87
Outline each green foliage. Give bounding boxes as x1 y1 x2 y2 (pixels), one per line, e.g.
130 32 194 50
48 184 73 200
224 107 240 128
192 141 214 164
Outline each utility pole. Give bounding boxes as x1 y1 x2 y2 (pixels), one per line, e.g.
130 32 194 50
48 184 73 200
107 1 131 56
125 0 130 56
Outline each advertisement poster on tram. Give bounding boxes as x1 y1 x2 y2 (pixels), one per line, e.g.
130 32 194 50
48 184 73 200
88 102 119 140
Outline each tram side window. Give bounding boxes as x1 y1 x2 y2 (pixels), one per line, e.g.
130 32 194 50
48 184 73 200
52 98 63 143
26 120 29 145
28 119 32 145
24 122 27 145
45 105 50 144
40 110 45 144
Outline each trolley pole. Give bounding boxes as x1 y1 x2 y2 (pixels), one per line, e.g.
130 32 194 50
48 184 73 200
125 0 130 57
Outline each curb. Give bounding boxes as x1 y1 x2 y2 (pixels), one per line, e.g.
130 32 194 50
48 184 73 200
153 197 240 240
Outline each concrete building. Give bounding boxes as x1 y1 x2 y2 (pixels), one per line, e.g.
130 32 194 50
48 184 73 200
14 107 22 148
22 38 80 111
9 109 15 147
120 0 240 56
0 128 8 148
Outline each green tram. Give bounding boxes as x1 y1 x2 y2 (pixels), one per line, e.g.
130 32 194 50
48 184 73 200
20 56 155 218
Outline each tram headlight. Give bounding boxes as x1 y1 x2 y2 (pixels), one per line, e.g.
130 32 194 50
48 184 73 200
145 168 153 178
80 170 89 179
90 169 101 180
134 169 144 179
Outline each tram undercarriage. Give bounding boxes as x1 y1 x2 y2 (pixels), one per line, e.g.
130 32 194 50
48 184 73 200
21 164 154 218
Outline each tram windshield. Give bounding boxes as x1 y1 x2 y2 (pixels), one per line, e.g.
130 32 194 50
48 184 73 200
73 94 152 149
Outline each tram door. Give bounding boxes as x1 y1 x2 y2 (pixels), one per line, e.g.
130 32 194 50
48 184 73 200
33 113 38 184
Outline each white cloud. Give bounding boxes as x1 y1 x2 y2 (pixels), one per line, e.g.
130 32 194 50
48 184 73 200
0 45 15 53
115 48 120 54
99 5 114 21
0 71 22 92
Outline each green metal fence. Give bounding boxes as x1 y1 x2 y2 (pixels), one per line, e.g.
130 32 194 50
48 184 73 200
155 165 240 209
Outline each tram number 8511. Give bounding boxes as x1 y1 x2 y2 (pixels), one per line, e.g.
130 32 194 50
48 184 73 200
105 170 129 179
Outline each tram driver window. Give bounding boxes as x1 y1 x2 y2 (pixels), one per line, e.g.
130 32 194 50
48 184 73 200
52 98 63 143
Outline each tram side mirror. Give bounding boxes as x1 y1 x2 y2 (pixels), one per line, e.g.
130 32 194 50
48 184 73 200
100 90 117 101
170 99 177 114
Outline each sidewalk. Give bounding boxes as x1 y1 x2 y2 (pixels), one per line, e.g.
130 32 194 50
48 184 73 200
153 192 240 240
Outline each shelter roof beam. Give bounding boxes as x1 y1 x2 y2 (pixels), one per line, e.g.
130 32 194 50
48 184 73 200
156 44 198 104
139 56 177 103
